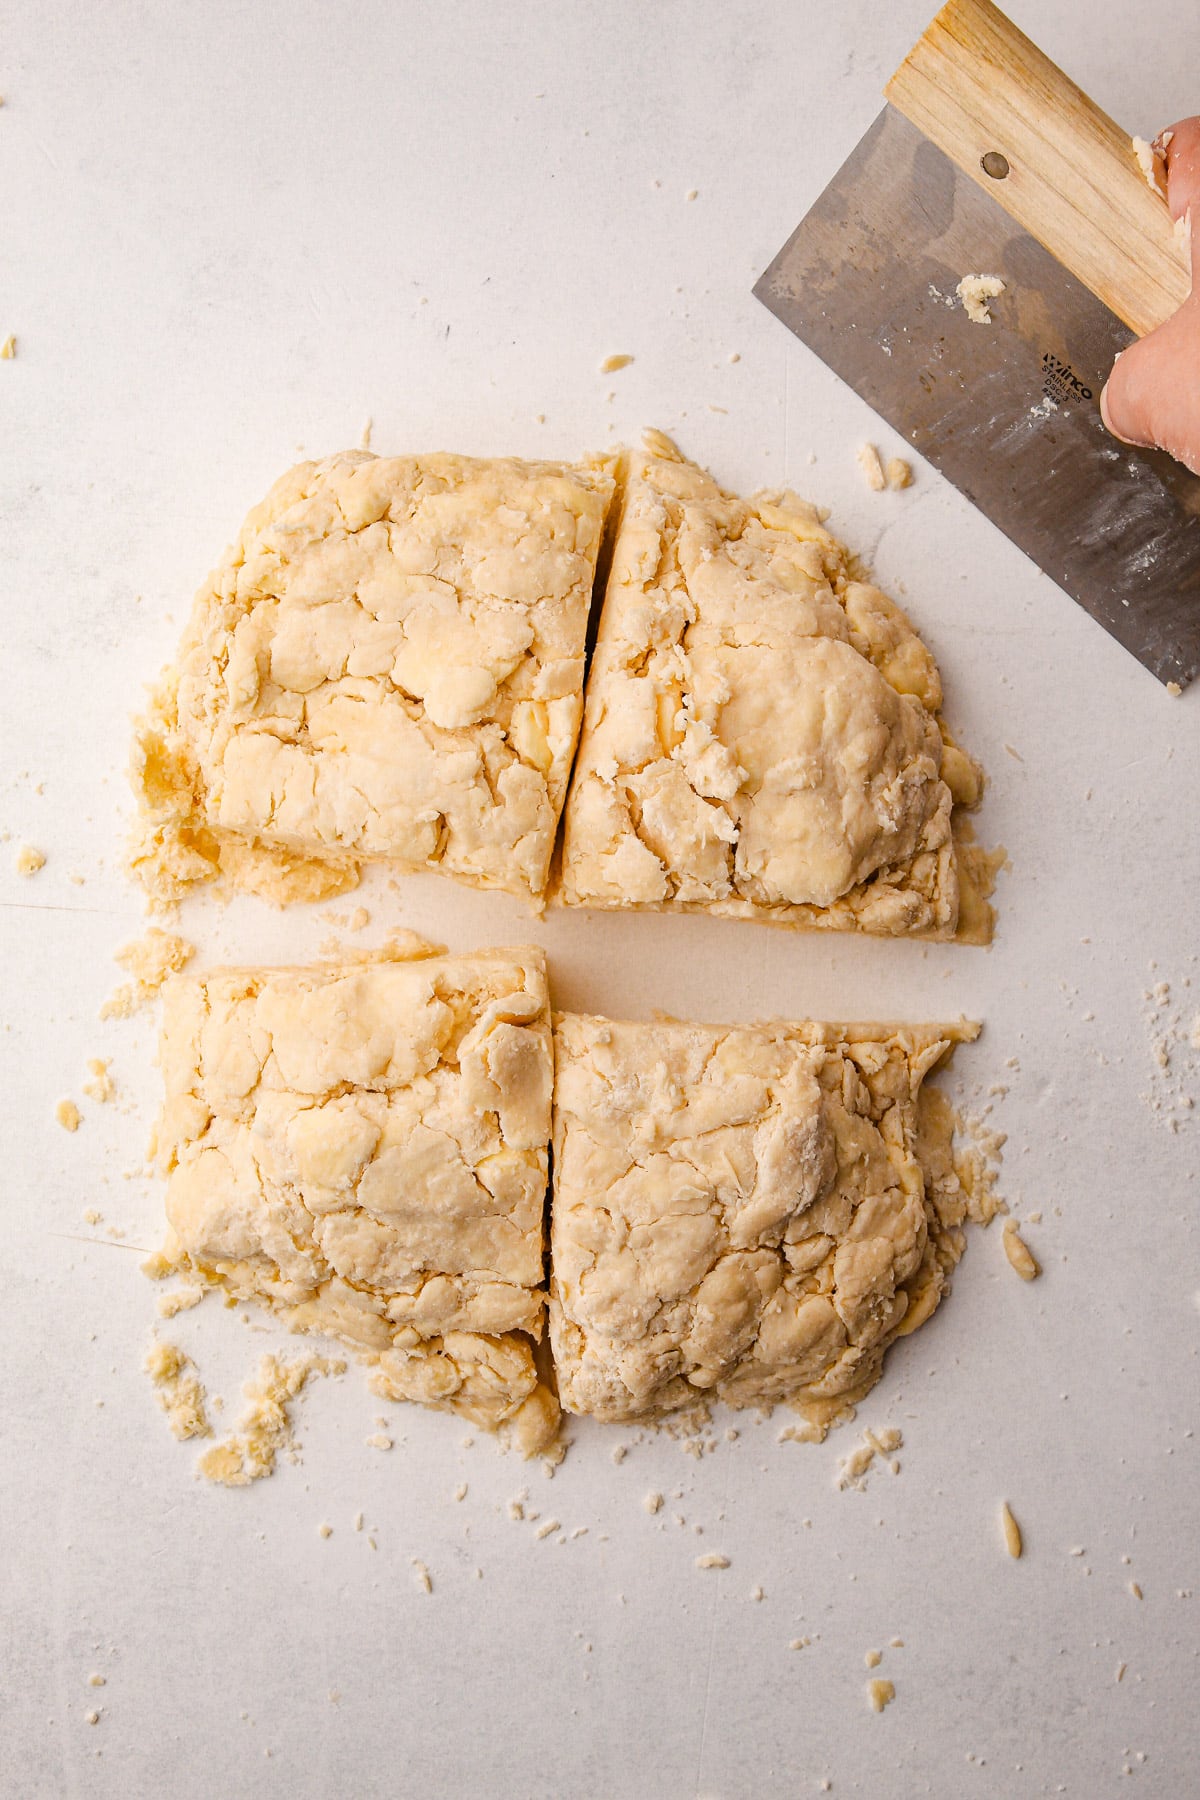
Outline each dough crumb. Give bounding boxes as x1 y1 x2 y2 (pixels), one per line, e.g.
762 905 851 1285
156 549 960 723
695 1553 730 1570
412 1559 432 1593
15 843 45 875
999 1500 1023 1559
857 442 886 491
87 1674 106 1687
644 1491 664 1514
1166 680 1182 697
535 1517 560 1540
359 417 373 451
144 1339 211 1441
453 1483 468 1502
100 928 194 1019
196 1352 343 1486
956 274 1006 324
1129 1580 1143 1600
1132 135 1167 200
84 1710 100 1727
837 1427 903 1491
864 1648 882 1668
641 426 684 461
611 1444 628 1464
1002 1220 1040 1280
599 354 634 373
886 456 913 490
789 1636 812 1651
156 1285 205 1319
750 1585 765 1602
867 1677 895 1712
317 1522 333 1539
365 1433 393 1451
1139 970 1200 1129
55 1098 81 1133
0 334 15 360
83 1208 102 1226
82 1058 116 1104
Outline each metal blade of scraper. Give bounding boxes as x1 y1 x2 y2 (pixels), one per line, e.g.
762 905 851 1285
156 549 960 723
753 106 1200 690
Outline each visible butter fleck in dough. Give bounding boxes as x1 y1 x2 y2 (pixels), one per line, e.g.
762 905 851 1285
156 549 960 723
557 440 987 941
153 942 559 1455
130 450 616 907
549 1012 982 1435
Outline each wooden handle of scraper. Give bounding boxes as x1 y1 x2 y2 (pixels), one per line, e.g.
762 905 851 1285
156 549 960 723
885 0 1189 338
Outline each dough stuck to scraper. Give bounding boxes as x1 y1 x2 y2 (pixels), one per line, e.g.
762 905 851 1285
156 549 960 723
956 274 1006 325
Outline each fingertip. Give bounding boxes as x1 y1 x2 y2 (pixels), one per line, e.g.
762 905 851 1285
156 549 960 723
1099 380 1127 442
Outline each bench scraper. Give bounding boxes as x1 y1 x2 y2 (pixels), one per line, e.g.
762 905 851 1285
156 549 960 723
753 0 1200 689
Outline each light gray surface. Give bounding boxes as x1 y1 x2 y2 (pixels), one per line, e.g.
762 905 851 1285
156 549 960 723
2 3 1198 1796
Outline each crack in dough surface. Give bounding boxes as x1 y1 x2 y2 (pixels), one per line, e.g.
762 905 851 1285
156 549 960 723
549 1010 980 1434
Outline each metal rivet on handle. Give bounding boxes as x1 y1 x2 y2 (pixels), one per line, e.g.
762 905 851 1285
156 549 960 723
981 151 1010 180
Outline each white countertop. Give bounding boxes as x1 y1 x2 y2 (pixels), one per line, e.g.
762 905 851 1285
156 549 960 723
3 3 1198 1795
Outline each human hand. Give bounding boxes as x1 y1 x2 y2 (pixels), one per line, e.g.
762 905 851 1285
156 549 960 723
1100 117 1200 475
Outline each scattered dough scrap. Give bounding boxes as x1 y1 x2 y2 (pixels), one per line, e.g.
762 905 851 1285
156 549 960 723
130 450 616 907
857 443 886 491
600 354 635 373
886 457 913 490
197 1352 343 1485
100 928 195 1019
82 1058 116 1104
836 1425 903 1490
557 440 989 941
153 942 559 1454
999 1500 1023 1558
144 1339 211 1440
15 844 45 876
956 275 1006 324
156 1284 205 1318
55 1099 81 1133
867 1677 895 1713
1002 1219 1040 1280
0 334 15 360
549 1012 981 1434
